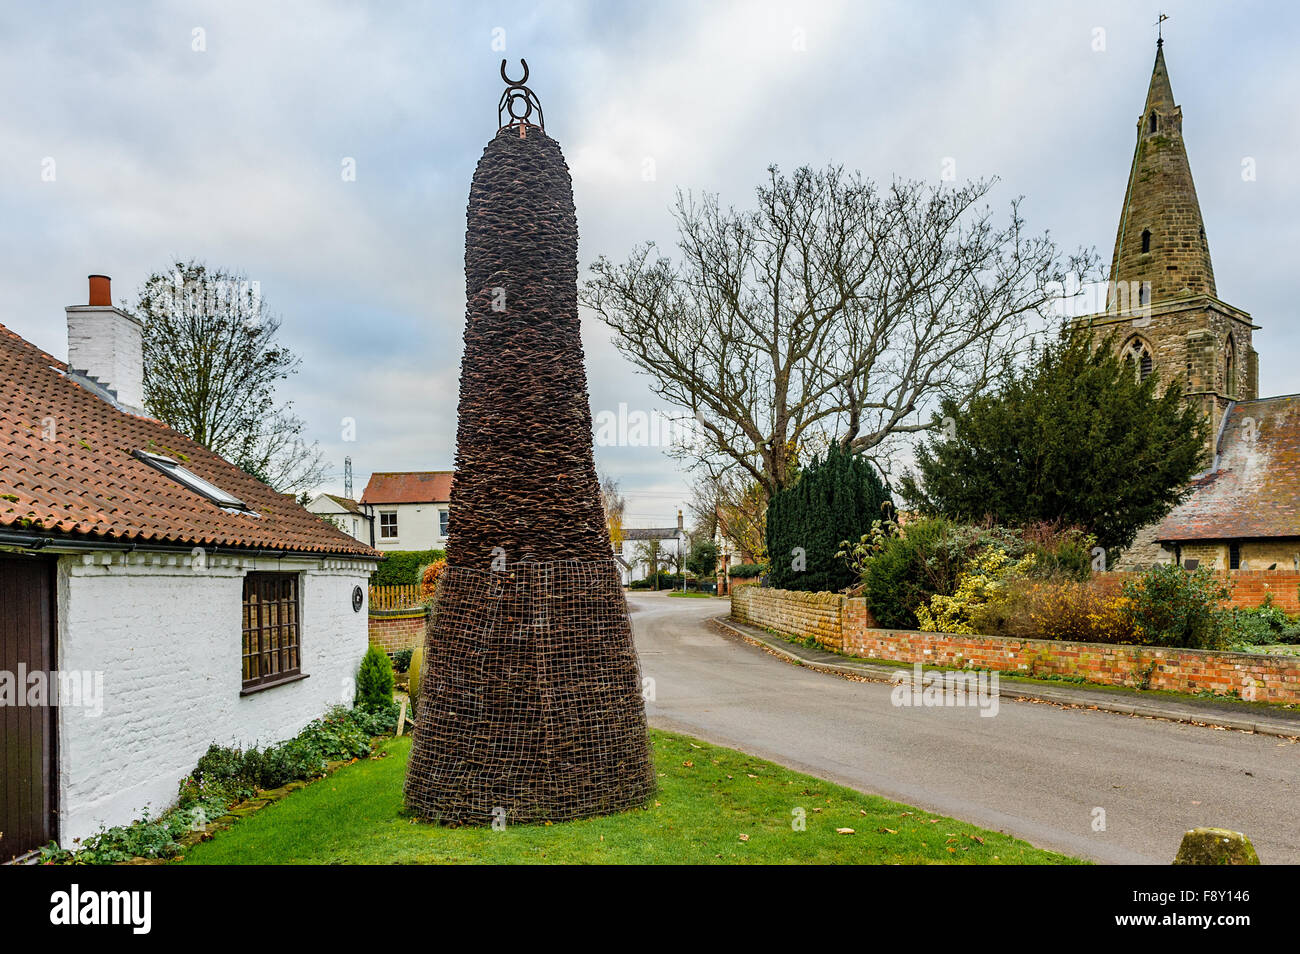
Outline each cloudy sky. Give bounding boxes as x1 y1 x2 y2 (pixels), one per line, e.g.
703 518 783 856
2 0 1296 529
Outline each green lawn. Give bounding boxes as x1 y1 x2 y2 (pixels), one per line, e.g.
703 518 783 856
178 730 1081 865
667 590 717 599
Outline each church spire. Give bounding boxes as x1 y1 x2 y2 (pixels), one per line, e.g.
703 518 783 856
1106 41 1216 308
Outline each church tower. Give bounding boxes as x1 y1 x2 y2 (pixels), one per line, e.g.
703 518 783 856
1084 40 1258 446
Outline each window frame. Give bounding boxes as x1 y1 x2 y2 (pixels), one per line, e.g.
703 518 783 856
379 510 399 539
438 509 449 538
241 571 306 694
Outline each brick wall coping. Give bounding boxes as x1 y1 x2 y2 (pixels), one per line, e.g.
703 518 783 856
367 606 430 620
859 627 1289 667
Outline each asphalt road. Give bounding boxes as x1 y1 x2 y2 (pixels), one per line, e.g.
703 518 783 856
628 590 1299 864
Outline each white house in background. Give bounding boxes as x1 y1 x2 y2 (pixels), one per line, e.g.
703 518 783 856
306 493 372 546
616 510 686 585
0 275 380 860
360 471 452 552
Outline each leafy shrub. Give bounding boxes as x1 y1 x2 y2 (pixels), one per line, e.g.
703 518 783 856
299 706 375 760
766 443 892 592
43 703 398 865
1223 596 1300 649
629 572 685 589
39 809 200 865
371 549 446 586
355 646 395 711
419 558 447 600
857 519 1097 630
861 517 958 628
255 737 327 789
1121 564 1233 650
727 563 766 579
915 547 1038 635
1018 580 1138 644
1019 523 1097 581
346 699 402 736
392 648 413 673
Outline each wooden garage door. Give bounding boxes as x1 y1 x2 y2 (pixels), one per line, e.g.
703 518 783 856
0 555 56 861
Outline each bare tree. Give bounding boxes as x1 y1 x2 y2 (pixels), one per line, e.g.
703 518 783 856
582 165 1094 497
688 470 767 565
136 260 328 496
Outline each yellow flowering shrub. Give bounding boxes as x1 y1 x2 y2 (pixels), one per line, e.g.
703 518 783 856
1023 580 1137 644
916 547 1036 634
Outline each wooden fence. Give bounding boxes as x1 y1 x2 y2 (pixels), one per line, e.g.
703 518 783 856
368 584 424 611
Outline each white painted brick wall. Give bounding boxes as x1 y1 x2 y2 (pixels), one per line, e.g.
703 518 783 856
55 550 374 845
65 305 144 412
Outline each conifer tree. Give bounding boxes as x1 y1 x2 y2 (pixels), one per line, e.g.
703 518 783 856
766 443 891 592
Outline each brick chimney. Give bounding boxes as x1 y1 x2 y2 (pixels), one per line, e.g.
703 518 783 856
66 274 144 414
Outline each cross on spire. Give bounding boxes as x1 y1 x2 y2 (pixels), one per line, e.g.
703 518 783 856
1155 12 1169 46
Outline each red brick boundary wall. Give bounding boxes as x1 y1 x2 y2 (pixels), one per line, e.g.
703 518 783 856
733 586 1300 704
368 606 429 656
1096 570 1300 613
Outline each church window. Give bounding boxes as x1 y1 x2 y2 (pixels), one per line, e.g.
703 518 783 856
1141 229 1151 253
1148 112 1158 133
1124 338 1154 383
1229 543 1241 570
1224 337 1236 399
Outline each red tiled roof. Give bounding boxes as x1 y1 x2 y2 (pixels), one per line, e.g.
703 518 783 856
0 321 378 557
1158 395 1300 541
361 471 452 504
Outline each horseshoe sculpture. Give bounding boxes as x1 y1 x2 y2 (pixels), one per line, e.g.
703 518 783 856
497 58 545 131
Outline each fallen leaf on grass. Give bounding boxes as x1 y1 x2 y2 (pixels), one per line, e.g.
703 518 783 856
836 828 855 835
738 833 750 842
877 827 897 835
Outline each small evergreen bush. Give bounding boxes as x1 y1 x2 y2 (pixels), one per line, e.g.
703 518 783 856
354 646 395 711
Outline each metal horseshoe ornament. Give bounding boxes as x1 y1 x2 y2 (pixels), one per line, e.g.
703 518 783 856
498 58 545 133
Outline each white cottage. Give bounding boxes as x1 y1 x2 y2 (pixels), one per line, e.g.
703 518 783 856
0 275 379 859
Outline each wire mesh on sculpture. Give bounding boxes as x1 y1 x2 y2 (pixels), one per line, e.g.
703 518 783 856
404 61 655 825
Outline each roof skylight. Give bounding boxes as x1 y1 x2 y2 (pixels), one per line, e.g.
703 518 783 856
133 450 248 511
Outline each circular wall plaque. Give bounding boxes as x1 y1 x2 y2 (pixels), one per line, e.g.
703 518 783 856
352 585 364 613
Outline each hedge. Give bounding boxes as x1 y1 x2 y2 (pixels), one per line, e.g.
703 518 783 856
371 549 446 586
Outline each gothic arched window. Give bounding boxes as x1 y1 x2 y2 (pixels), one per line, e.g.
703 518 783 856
1124 337 1154 383
1224 336 1236 399
1148 112 1158 133
1141 229 1151 253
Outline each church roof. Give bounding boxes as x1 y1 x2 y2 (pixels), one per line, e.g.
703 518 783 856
1105 42 1217 308
1158 395 1300 541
